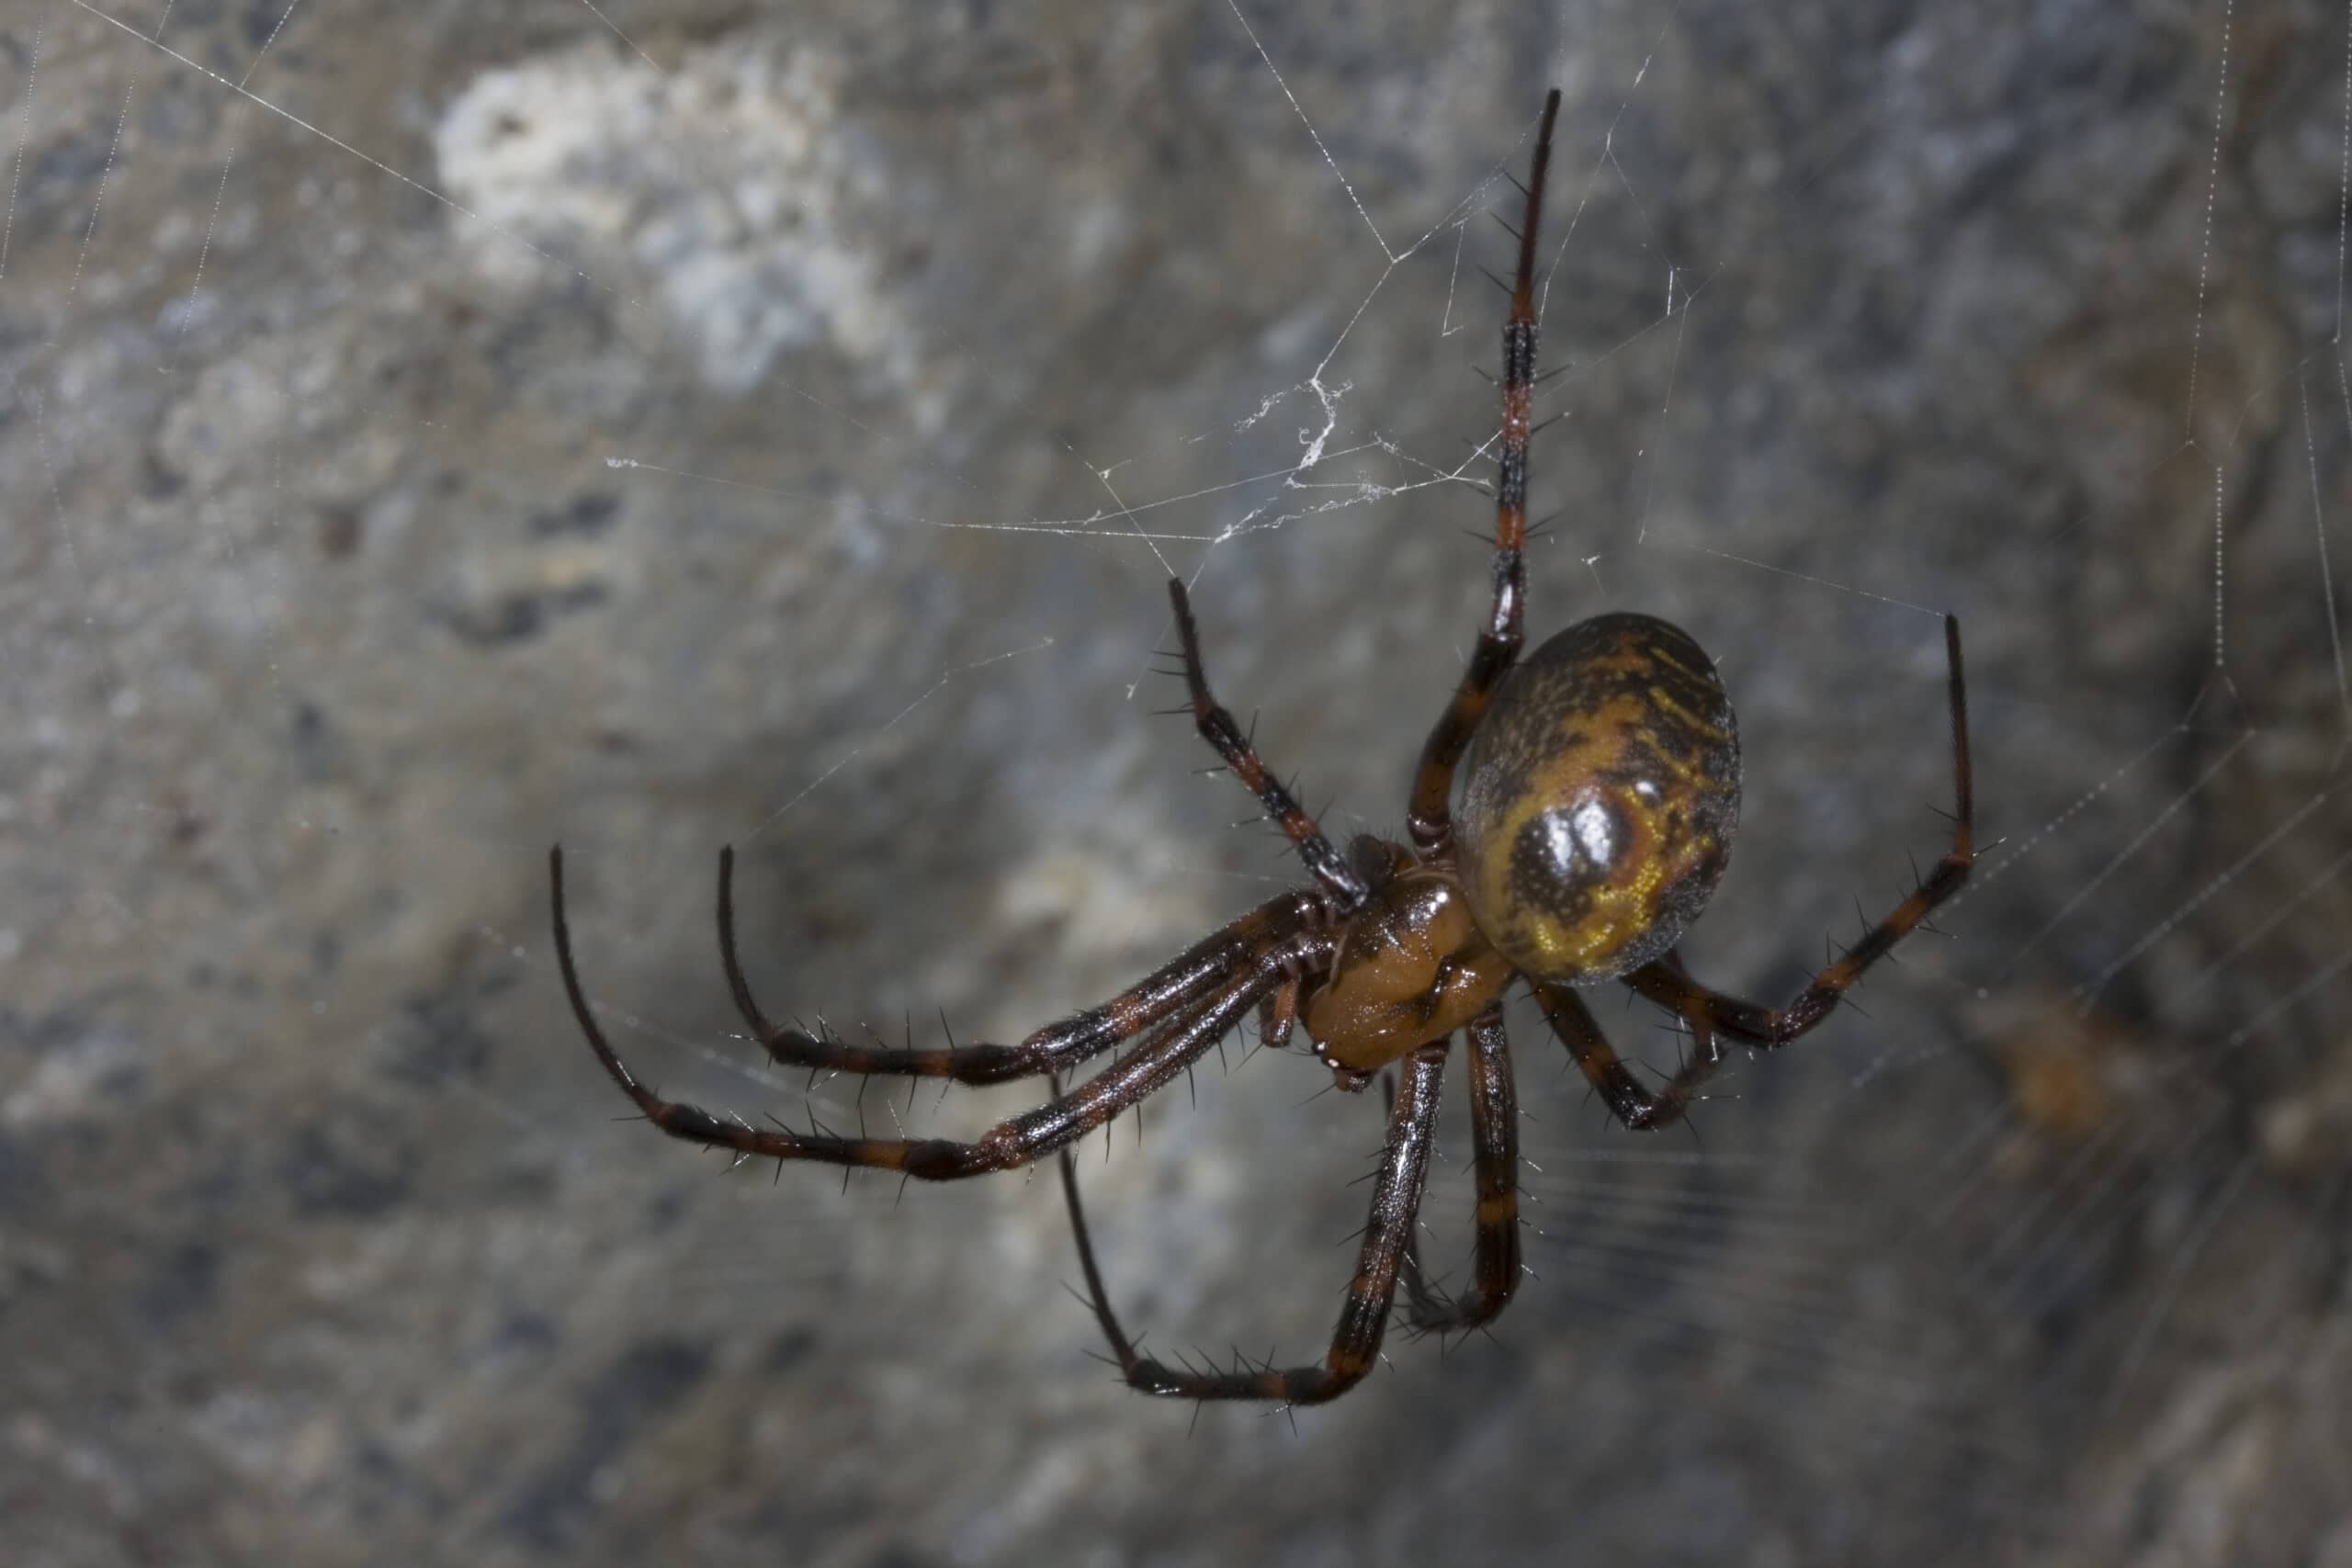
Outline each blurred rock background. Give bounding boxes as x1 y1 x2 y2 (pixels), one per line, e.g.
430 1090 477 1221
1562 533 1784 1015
3 1 2349 1564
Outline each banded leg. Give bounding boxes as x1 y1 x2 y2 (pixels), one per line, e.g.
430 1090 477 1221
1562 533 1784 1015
711 844 1322 1085
1623 614 1973 1046
1166 579 1369 909
556 848 1327 1179
1406 88 1563 855
1539 950 1724 1132
1400 1002 1522 1332
1059 1040 1450 1404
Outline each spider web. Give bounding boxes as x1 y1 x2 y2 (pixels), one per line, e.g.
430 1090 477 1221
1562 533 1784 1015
4 2 2349 1564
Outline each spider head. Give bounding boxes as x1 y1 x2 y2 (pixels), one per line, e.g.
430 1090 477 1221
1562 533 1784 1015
1453 612 1742 984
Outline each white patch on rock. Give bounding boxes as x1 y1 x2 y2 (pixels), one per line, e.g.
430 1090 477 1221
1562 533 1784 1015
433 42 908 396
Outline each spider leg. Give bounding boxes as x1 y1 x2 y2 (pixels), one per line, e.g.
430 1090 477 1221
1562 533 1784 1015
1165 579 1369 909
1255 976 1299 1055
713 844 1322 1085
1061 1039 1451 1404
554 845 1323 1179
1406 89 1562 856
1400 1002 1521 1332
1055 1089 1145 1373
1539 950 1724 1132
1623 615 1973 1046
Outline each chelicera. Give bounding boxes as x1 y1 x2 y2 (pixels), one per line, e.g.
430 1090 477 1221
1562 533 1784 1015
550 90 1973 1406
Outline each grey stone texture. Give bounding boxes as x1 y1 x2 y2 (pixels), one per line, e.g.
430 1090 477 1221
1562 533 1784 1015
4 1 2349 1565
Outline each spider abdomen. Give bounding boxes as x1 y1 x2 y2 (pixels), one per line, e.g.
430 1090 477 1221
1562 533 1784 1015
1455 613 1741 984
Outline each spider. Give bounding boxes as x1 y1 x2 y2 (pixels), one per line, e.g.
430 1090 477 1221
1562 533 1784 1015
549 88 1973 1406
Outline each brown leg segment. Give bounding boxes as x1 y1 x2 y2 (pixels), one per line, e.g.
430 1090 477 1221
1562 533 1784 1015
1166 579 1368 909
553 845 1328 1180
1623 614 1973 1046
1406 89 1562 856
1255 976 1299 1055
1058 1039 1451 1404
1539 950 1725 1132
714 845 1322 1085
1400 1002 1522 1332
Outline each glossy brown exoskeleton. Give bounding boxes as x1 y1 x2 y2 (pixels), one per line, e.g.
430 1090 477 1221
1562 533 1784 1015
1305 615 1741 1086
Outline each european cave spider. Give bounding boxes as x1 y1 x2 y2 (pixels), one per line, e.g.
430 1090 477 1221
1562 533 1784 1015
549 89 1974 1407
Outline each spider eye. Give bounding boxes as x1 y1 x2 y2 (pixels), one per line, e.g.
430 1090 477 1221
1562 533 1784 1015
1455 613 1741 984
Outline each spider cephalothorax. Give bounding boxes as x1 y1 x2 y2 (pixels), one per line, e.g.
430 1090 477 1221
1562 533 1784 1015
551 89 1973 1406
